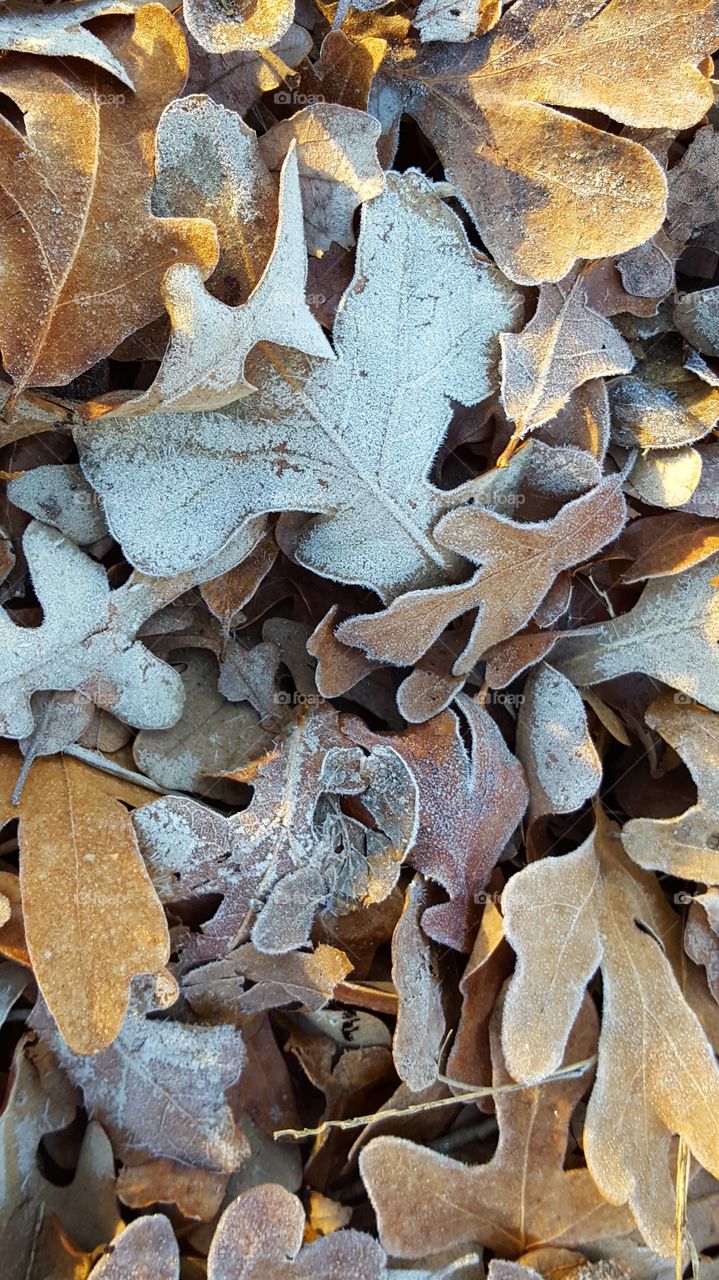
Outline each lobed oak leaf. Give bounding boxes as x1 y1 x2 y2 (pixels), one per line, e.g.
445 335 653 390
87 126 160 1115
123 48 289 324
366 0 719 283
0 743 168 1054
360 991 630 1259
622 695 719 882
30 975 249 1172
501 809 719 1254
344 695 528 952
206 1183 386 1279
551 553 719 711
0 4 219 392
0 519 265 737
89 1215 179 1280
75 170 521 590
91 99 333 417
339 473 627 673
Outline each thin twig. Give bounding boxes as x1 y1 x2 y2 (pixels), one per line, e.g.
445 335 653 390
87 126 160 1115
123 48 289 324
63 745 172 795
273 1055 597 1141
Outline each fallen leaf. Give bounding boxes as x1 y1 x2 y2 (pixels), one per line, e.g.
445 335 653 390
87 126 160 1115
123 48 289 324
344 695 528 951
391 875 445 1090
622 694 719 881
75 170 521 591
184 941 353 1014
516 663 601 820
501 809 719 1253
89 1215 179 1280
0 4 218 391
360 990 629 1258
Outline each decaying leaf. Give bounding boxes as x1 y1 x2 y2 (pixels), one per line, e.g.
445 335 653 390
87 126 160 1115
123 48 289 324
184 941 353 1015
76 171 521 589
0 744 167 1054
345 695 528 951
501 809 719 1253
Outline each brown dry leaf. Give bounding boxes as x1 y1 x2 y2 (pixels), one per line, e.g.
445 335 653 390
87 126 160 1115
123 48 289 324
0 0 143 84
31 974 250 1172
182 20 312 114
258 103 384 252
360 991 630 1258
0 4 218 392
368 0 719 283
206 1183 386 1278
622 694 719 881
0 744 167 1054
446 890 513 1088
516 663 601 820
0 870 29 965
116 1157 228 1220
89 1215 179 1279
501 808 719 1253
675 285 719 356
391 875 445 1090
201 531 279 632
308 606 380 698
685 890 719 1003
339 474 627 673
344 695 528 951
551 553 719 711
500 270 634 437
184 941 353 1014
612 512 719 583
0 1037 119 1280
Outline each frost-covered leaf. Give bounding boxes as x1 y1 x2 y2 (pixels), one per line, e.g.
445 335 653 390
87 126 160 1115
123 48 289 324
367 0 719 283
258 103 384 252
0 744 167 1054
610 345 719 449
627 446 703 509
500 270 634 436
501 809 719 1254
360 992 629 1258
516 663 601 819
344 696 528 951
31 976 249 1172
0 0 142 87
90 1216 179 1280
339 474 627 672
76 171 521 591
184 0 294 54
8 463 108 544
622 695 719 882
552 554 719 711
391 875 445 1090
0 4 218 391
135 703 417 959
184 942 352 1015
207 1183 386 1278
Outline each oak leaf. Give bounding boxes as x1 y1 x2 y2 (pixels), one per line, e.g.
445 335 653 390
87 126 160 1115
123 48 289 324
89 1216 179 1280
368 0 719 283
76 170 521 591
344 695 528 951
516 663 601 820
360 991 630 1258
0 0 143 86
31 975 249 1172
500 270 634 437
622 695 719 882
501 809 719 1253
184 0 294 53
0 519 263 737
0 744 168 1054
184 942 353 1015
339 473 627 673
391 874 445 1090
552 554 719 712
0 4 218 391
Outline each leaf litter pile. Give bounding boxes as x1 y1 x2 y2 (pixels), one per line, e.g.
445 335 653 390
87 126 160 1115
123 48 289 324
6 1 719 1277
